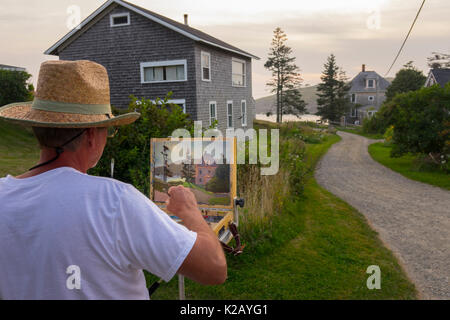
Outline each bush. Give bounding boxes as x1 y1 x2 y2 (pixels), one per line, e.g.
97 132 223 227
0 70 34 106
389 84 450 163
88 93 193 196
362 100 397 134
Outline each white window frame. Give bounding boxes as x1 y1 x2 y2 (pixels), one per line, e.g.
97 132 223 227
151 99 186 113
227 100 234 128
209 101 217 126
201 51 211 82
351 108 357 117
110 12 130 27
232 58 246 87
351 93 357 103
368 96 375 102
366 79 376 89
140 60 187 84
241 100 247 127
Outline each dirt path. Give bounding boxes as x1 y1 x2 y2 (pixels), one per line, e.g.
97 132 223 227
315 131 450 300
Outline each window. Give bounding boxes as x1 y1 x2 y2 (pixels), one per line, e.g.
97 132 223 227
351 108 357 117
232 58 246 87
201 52 211 81
241 100 247 127
227 101 233 128
209 101 217 126
141 60 187 83
110 13 130 27
368 96 375 102
367 79 375 88
351 93 356 103
151 99 186 113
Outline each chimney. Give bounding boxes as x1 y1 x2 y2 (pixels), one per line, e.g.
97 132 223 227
184 14 188 26
362 64 366 72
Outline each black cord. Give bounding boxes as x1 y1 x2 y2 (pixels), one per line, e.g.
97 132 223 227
29 129 88 171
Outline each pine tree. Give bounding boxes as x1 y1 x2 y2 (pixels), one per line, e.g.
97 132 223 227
265 27 306 123
316 54 351 122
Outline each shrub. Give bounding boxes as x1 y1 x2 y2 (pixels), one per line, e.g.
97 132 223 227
88 93 193 196
389 84 450 162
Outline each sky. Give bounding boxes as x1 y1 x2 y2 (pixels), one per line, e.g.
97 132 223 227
1 0 449 99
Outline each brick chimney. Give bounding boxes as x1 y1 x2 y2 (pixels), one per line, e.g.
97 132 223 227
362 64 366 72
184 14 188 26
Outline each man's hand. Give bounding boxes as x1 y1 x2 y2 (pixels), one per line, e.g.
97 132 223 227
166 185 201 218
166 185 227 285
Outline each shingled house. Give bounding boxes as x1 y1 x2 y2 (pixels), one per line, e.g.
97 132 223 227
0 64 26 72
346 64 391 124
425 69 450 88
44 0 259 132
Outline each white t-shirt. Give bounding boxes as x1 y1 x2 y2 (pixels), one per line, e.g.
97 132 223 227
0 167 197 300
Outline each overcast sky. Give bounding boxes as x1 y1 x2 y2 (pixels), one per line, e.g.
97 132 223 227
1 0 449 99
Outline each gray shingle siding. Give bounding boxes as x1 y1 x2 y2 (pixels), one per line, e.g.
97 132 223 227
59 5 198 117
194 43 254 132
55 3 255 130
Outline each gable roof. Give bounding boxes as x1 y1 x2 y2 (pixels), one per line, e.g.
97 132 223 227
349 71 391 93
428 69 450 87
44 0 259 60
0 64 25 71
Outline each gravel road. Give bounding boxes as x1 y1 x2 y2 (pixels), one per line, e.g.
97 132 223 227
315 131 450 300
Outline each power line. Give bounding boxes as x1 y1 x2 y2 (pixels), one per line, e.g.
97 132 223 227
385 0 426 77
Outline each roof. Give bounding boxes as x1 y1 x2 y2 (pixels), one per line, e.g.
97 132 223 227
349 71 391 93
429 69 450 87
0 64 25 71
44 0 259 60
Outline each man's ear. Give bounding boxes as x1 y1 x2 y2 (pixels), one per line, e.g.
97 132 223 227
85 128 97 147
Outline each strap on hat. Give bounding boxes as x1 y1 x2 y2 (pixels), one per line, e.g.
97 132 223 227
29 129 88 171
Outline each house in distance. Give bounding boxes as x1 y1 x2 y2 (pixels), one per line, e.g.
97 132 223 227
424 68 450 88
346 64 391 125
44 0 259 132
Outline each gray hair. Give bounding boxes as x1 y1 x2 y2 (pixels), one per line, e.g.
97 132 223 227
32 127 86 152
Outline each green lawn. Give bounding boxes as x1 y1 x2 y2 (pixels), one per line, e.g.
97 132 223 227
337 126 384 140
369 142 450 191
0 121 417 299
146 135 417 300
0 120 40 177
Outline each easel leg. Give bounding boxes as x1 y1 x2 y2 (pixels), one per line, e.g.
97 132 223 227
178 275 185 300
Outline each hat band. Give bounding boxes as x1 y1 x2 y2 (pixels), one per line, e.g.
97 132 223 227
32 98 111 115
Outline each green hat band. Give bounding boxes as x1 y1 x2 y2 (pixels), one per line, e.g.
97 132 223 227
32 98 112 115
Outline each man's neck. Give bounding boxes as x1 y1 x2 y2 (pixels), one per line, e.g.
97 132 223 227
15 149 87 179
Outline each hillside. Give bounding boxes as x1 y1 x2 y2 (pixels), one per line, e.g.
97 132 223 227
0 120 40 177
256 85 319 115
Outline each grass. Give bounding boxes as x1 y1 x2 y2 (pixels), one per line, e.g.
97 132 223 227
0 120 40 177
369 142 450 191
0 120 417 299
337 126 384 140
146 134 417 300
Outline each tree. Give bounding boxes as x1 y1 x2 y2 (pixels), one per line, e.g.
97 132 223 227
385 61 427 102
182 158 195 184
389 84 450 160
265 27 306 123
88 92 193 196
316 54 351 122
427 52 450 69
0 70 34 106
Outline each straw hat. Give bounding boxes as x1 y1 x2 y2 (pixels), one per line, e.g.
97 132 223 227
0 60 140 128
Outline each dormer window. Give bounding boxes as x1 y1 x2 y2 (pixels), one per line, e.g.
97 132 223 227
110 13 130 27
367 79 376 88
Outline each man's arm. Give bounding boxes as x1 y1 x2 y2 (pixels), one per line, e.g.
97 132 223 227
166 186 227 285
